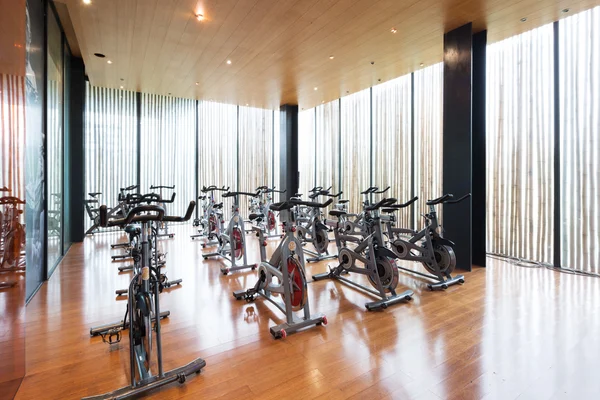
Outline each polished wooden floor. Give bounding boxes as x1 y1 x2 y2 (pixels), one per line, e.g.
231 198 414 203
14 225 600 399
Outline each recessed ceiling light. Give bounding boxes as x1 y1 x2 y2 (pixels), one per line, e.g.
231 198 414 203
370 61 375 65
195 82 199 86
420 63 424 67
321 101 324 103
119 85 123 89
83 0 91 4
168 92 172 95
520 17 527 22
120 78 124 81
246 103 249 106
314 87 318 91
94 53 105 58
196 13 204 21
378 79 381 82
562 8 569 13
391 27 397 33
226 60 232 65
107 60 112 64
329 55 334 59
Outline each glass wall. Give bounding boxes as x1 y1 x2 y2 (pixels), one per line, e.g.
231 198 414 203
298 109 316 197
46 7 63 273
315 100 340 193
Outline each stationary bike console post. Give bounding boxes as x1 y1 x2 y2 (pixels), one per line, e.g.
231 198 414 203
233 198 330 338
150 185 177 239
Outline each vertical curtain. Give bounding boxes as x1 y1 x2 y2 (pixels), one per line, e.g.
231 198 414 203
373 74 412 227
47 79 62 225
238 106 274 216
0 74 26 200
140 94 196 216
340 88 371 213
298 109 315 197
486 24 554 264
315 100 340 193
560 6 600 273
84 83 137 230
414 63 444 227
273 110 281 202
197 101 238 211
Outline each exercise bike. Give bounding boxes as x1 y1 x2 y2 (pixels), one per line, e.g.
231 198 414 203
233 198 331 338
149 184 175 239
248 186 286 238
313 196 414 311
383 193 470 290
191 185 228 243
1 193 26 289
203 190 258 275
84 192 102 235
295 187 341 262
85 201 204 400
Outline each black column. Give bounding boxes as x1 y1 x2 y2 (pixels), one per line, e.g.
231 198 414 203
68 57 86 242
279 104 299 200
443 23 473 271
472 30 487 267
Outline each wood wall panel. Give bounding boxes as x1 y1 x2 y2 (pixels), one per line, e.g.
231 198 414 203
55 0 600 109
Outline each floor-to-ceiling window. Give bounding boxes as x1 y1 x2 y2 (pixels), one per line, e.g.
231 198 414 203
315 100 340 193
298 109 316 197
486 24 555 264
46 6 64 273
559 6 600 273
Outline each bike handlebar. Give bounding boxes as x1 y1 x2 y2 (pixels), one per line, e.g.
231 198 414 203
270 198 333 211
126 192 176 204
163 201 196 222
120 185 138 192
389 196 419 209
426 193 470 206
365 197 397 211
223 191 259 198
99 204 165 227
150 185 175 190
201 185 229 193
445 193 471 204
0 186 10 192
0 196 25 205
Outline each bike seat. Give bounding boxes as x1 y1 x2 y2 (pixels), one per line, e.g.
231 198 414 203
124 224 141 235
249 213 264 221
338 199 349 204
214 203 223 209
329 210 347 217
198 195 206 200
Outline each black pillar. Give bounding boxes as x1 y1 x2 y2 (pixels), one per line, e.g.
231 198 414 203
472 30 487 267
69 57 86 242
443 23 473 271
279 104 299 200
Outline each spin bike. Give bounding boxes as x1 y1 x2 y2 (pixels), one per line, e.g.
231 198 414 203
85 201 204 400
203 191 258 275
313 197 414 311
84 192 102 235
248 186 286 238
233 198 332 338
149 184 175 239
190 185 228 242
296 187 342 262
384 193 470 290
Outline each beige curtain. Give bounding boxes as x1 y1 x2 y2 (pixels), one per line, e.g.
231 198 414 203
486 24 554 264
198 101 238 211
315 100 340 193
273 111 281 202
238 106 274 216
414 63 444 227
140 94 196 216
298 109 315 197
340 89 371 213
0 74 26 200
373 74 412 227
560 6 600 273
84 83 137 230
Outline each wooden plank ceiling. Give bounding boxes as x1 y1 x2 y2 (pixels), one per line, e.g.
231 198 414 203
57 0 599 109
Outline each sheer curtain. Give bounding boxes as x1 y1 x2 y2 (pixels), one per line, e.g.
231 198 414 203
486 24 554 264
140 94 196 216
298 109 315 197
373 74 412 227
0 74 26 199
560 6 600 273
340 89 371 213
198 101 238 211
273 111 281 202
84 84 137 230
414 63 443 227
315 100 340 193
238 106 274 216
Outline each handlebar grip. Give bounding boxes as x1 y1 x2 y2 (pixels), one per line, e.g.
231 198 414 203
163 201 196 222
446 193 471 204
374 186 390 194
161 193 176 203
361 186 378 194
150 185 175 190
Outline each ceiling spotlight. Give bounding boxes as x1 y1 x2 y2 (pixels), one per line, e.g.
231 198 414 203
120 78 124 81
329 55 334 60
107 60 112 64
83 0 91 4
94 53 105 58
520 17 527 22
168 92 172 95
226 60 232 65
370 61 375 65
562 8 569 13
246 103 249 106
195 82 199 86
321 101 324 104
420 62 424 67
195 13 204 21
391 27 397 33
119 85 123 89
314 87 318 91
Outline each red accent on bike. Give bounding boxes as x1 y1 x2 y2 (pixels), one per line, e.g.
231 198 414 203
268 210 276 231
287 258 304 309
232 227 244 259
